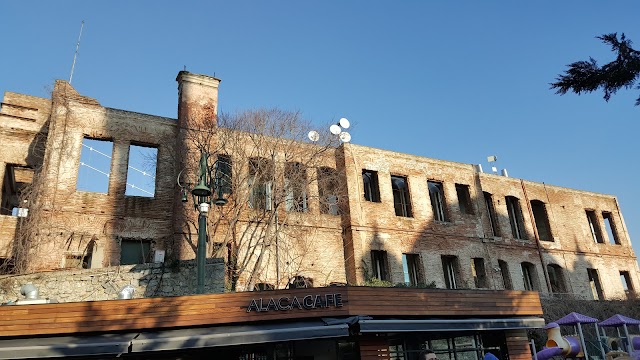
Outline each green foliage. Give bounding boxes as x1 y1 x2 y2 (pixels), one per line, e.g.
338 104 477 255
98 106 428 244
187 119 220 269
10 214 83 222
551 33 640 106
363 278 438 289
363 278 394 287
393 281 438 289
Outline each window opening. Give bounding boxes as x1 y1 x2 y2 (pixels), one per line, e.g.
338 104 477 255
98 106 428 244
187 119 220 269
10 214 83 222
498 260 512 290
1 164 33 216
455 183 474 215
248 158 273 210
506 196 526 240
77 138 114 193
284 162 307 212
586 210 604 243
388 334 504 360
547 264 566 294
602 212 620 245
483 192 500 237
120 239 151 265
371 250 389 281
441 255 459 289
521 262 538 291
472 258 488 288
428 181 447 221
620 271 634 299
318 167 339 215
217 154 232 194
402 253 422 286
587 268 604 300
531 200 553 241
391 175 412 217
125 144 157 197
362 170 381 202
388 339 405 360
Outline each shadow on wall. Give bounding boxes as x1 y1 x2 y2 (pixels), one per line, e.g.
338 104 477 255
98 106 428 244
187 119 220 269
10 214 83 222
354 172 630 301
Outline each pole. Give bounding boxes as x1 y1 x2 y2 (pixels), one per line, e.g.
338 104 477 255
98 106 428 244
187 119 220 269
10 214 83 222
69 21 85 84
577 323 589 360
197 211 207 294
595 324 606 360
623 324 632 354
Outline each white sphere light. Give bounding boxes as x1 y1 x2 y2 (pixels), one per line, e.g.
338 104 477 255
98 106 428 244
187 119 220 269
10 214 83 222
329 124 342 135
339 132 351 143
339 118 350 129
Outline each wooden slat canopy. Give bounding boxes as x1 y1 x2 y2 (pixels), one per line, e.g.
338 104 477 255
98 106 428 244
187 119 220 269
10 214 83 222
0 287 542 337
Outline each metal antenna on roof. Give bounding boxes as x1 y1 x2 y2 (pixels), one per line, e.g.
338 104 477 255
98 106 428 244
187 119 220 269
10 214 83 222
69 20 85 84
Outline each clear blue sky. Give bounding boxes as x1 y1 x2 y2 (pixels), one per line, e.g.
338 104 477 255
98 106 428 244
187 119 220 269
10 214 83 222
1 2 639 256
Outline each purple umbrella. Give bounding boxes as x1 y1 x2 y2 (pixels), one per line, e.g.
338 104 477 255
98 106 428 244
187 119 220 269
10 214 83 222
599 314 640 353
599 315 640 327
555 312 599 325
554 313 601 360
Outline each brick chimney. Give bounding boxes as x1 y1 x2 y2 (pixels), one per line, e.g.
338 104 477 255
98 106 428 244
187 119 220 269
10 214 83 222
176 71 221 129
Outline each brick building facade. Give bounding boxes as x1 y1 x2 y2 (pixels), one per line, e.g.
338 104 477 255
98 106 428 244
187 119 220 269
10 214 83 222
0 71 637 301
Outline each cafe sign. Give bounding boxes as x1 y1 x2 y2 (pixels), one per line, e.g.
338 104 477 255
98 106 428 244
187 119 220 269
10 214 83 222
247 293 344 313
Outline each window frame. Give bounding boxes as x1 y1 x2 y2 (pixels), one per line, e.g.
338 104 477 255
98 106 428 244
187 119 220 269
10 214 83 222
602 212 620 245
441 255 460 289
216 154 232 195
483 192 500 237
77 137 114 194
506 196 526 240
120 238 152 265
402 253 423 286
471 258 488 288
498 260 512 290
428 180 448 222
391 175 413 217
547 264 567 294
587 268 604 300
455 183 474 215
586 210 604 243
248 158 274 211
620 271 634 299
318 167 339 215
284 162 308 213
371 250 390 281
531 200 553 241
125 143 158 198
362 169 381 202
521 262 538 291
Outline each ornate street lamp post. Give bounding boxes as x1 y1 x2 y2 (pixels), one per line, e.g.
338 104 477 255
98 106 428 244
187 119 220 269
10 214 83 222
178 151 228 294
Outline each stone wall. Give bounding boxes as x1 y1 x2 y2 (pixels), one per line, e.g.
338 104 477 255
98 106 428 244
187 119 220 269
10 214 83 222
1 72 638 302
0 259 224 303
337 143 640 299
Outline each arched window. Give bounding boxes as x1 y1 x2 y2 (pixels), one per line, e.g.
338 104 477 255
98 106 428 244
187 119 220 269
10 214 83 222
531 200 553 241
547 264 567 294
498 260 512 290
521 262 539 291
506 196 526 240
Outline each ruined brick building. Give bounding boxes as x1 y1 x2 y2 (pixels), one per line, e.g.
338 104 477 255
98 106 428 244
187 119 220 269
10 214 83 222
0 71 638 301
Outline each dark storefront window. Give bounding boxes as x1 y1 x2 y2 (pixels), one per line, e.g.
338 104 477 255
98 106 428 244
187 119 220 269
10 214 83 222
389 332 507 360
